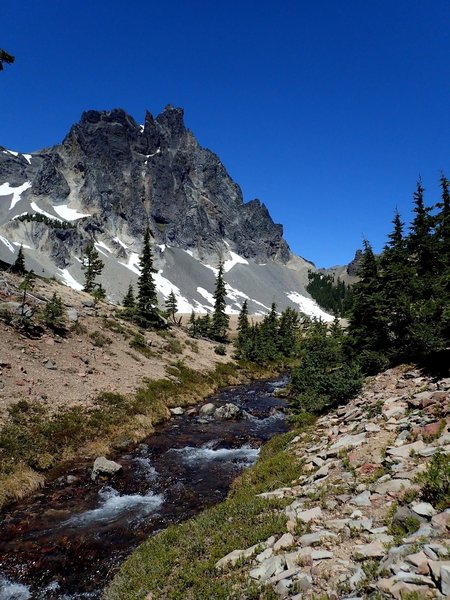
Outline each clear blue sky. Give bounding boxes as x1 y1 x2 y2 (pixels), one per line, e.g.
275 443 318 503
1 0 449 267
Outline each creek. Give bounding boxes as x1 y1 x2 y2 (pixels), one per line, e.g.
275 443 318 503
0 375 289 599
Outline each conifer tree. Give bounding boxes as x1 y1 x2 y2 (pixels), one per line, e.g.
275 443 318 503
42 292 66 329
210 260 229 341
235 300 250 357
437 174 450 265
11 244 26 275
19 270 36 316
81 242 104 294
379 210 414 361
188 311 198 337
123 283 136 311
92 284 106 305
197 313 211 337
165 290 178 323
137 228 159 324
347 240 389 372
0 49 15 71
277 307 300 356
408 179 437 289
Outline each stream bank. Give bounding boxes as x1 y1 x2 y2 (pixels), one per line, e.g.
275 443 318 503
0 374 291 599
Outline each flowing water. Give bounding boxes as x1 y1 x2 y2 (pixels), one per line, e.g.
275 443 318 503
0 376 289 599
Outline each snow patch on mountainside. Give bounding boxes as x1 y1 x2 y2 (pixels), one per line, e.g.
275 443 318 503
0 181 32 210
223 251 249 272
30 202 62 222
58 269 83 291
53 205 91 221
287 292 334 322
0 236 14 253
197 287 215 306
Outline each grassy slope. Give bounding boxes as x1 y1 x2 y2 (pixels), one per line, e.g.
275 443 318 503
104 427 310 600
0 358 283 509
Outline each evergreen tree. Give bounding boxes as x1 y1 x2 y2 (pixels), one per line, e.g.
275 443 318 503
235 300 250 357
379 210 414 361
408 179 437 289
136 228 159 324
81 242 104 294
42 292 66 329
291 319 362 413
92 284 106 305
188 311 198 337
210 260 229 341
196 313 211 338
19 270 36 317
165 290 178 323
0 49 15 71
123 283 136 310
437 174 450 266
347 240 389 373
11 244 26 275
277 307 300 357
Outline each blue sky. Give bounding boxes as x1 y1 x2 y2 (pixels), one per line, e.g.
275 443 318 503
1 0 449 267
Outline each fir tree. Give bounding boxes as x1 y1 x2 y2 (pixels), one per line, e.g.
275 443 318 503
437 174 450 265
11 244 26 275
19 270 36 317
408 179 437 289
0 49 15 71
197 313 211 337
123 283 136 310
42 292 66 329
379 210 414 361
165 290 178 323
92 284 106 305
347 240 389 373
188 311 198 337
210 260 229 341
277 307 300 356
81 242 104 294
137 228 159 324
235 300 249 357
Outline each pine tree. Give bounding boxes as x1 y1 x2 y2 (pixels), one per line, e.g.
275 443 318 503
0 49 15 71
42 292 66 329
235 300 249 357
19 270 36 317
277 307 300 356
137 228 159 324
437 174 450 266
188 311 198 337
379 210 414 361
210 260 229 341
81 242 104 294
408 179 437 288
197 313 211 337
165 290 178 323
92 284 106 305
347 240 389 373
11 244 26 275
123 283 136 310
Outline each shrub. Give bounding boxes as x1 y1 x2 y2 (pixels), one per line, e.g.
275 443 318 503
214 344 226 356
89 330 112 347
415 450 450 510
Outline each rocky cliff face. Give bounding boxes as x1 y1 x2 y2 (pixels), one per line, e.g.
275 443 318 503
1 106 289 263
0 107 330 318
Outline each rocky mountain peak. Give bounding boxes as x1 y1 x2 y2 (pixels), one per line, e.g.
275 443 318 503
0 106 330 317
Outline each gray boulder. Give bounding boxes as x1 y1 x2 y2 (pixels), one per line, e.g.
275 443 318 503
91 456 122 480
215 403 242 420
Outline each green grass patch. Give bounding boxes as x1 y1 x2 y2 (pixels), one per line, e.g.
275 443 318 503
415 450 450 511
0 359 280 508
104 429 303 600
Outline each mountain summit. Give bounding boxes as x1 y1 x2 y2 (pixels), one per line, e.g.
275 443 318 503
0 106 332 319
